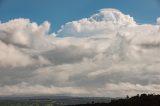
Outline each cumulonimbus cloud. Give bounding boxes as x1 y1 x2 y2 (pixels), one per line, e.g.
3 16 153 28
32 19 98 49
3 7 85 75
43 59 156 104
0 8 160 97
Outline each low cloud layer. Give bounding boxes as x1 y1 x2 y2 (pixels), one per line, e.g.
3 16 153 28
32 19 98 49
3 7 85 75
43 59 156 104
0 8 160 97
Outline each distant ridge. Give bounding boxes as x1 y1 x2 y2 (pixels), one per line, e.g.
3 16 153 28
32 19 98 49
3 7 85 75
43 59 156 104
69 94 160 106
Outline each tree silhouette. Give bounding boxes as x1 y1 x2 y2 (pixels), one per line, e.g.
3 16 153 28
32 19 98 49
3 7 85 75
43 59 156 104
69 94 160 106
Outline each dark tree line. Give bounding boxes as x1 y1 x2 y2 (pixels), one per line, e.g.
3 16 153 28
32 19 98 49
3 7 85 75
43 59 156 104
69 94 160 106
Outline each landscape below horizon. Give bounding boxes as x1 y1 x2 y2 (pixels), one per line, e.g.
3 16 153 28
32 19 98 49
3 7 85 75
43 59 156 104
0 94 160 106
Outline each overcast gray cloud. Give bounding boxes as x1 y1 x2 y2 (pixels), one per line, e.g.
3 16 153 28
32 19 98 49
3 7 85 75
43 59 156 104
0 8 160 97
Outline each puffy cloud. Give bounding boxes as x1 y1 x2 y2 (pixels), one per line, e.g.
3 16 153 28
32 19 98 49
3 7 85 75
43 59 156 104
0 9 160 97
57 8 136 37
157 17 160 25
0 18 52 49
0 41 34 67
0 18 51 67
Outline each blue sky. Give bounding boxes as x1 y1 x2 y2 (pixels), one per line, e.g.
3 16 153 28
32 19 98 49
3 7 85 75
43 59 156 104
0 0 160 31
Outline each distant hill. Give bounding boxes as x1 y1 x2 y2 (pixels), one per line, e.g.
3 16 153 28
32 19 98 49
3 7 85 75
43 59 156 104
0 96 111 106
69 94 160 106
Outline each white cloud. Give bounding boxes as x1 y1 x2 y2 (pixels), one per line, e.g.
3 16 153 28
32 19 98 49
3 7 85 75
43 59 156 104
0 18 52 49
0 18 52 68
0 41 34 67
0 9 160 97
157 17 160 25
102 83 160 97
0 82 88 96
57 8 136 37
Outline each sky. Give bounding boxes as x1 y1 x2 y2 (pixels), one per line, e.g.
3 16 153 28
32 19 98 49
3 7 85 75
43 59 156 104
0 1 160 97
0 0 160 31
